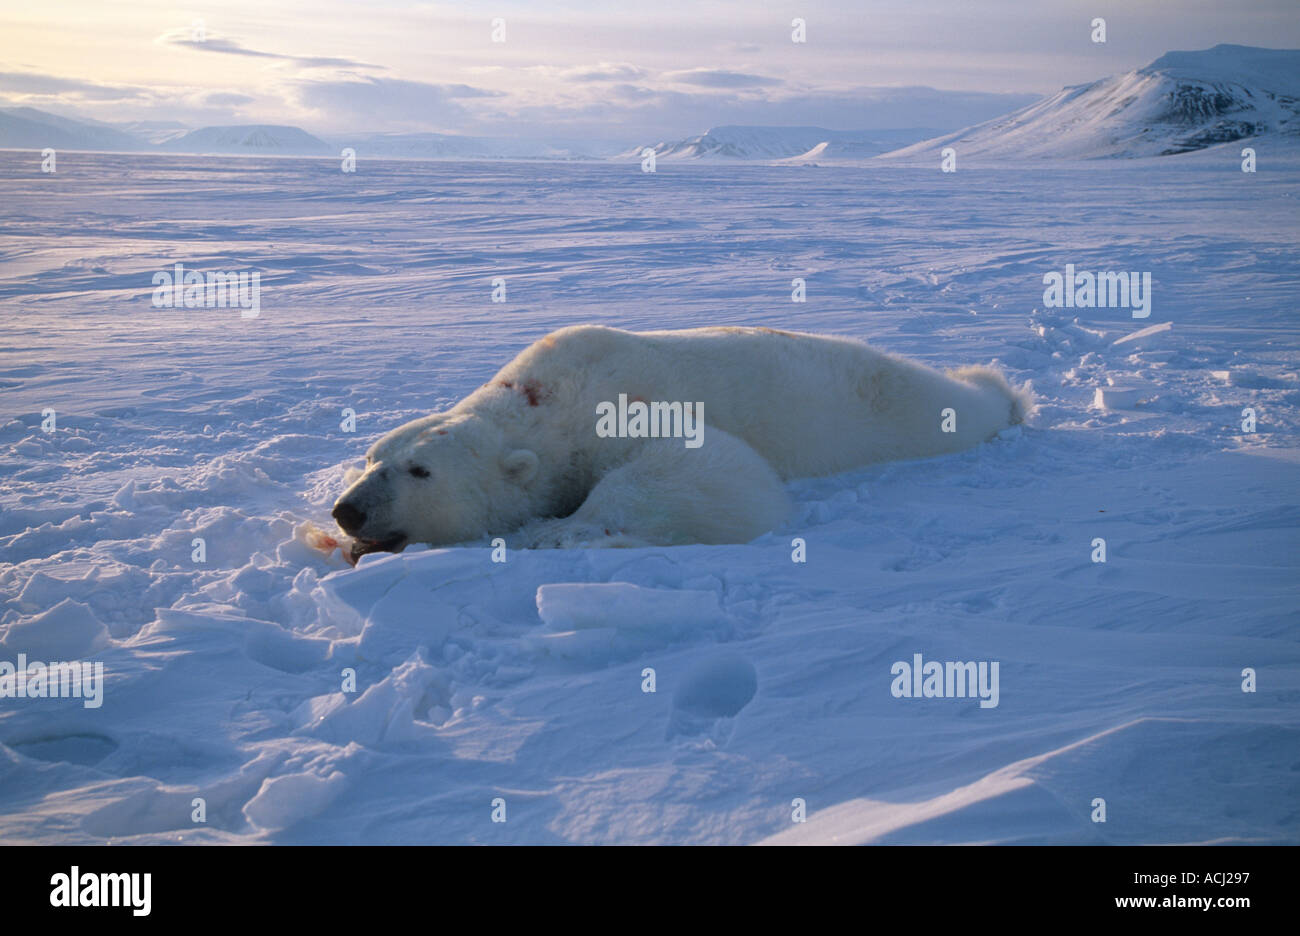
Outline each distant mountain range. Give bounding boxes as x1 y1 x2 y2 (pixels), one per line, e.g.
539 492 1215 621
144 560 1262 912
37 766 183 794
0 109 622 159
0 108 328 155
622 126 940 161
881 44 1300 161
155 124 334 155
618 46 1300 164
115 120 191 146
2 46 1296 162
0 106 147 152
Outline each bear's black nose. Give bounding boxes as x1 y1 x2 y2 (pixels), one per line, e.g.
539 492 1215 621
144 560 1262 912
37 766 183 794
332 502 366 534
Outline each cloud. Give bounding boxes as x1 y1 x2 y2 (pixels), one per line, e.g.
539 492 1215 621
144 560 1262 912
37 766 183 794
293 76 503 131
0 70 280 131
561 63 649 82
160 30 383 71
0 71 148 101
200 91 256 107
0 47 1038 146
663 69 784 89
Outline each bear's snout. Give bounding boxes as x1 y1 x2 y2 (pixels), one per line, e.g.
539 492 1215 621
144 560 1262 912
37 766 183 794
332 501 366 535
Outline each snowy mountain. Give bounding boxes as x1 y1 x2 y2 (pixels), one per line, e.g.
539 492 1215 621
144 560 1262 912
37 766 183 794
0 110 333 157
881 45 1300 161
626 125 936 161
0 106 146 152
114 120 192 146
780 134 945 165
158 124 334 156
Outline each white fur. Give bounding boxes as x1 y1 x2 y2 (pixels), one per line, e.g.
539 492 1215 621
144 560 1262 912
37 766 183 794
333 325 1033 552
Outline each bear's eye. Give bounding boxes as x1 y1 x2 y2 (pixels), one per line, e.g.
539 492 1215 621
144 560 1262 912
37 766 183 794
409 465 430 478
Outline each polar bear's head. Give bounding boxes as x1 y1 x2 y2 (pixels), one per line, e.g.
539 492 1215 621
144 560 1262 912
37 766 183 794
331 412 539 563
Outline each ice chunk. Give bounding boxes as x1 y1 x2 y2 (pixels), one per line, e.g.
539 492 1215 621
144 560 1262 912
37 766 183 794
243 770 348 831
296 653 442 744
0 598 109 661
1092 386 1146 410
535 582 723 633
1112 321 1172 349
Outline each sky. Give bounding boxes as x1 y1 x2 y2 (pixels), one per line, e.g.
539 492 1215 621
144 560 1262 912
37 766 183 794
1 0 1298 142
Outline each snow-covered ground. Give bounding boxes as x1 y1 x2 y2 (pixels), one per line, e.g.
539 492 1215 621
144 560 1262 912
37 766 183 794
0 148 1297 844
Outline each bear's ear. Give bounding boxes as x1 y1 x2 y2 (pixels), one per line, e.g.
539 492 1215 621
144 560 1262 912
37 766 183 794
501 448 539 486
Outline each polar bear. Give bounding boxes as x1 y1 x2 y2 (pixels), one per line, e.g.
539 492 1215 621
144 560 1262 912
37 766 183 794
331 325 1032 562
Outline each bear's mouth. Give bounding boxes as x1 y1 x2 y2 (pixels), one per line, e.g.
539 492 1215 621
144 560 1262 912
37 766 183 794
345 532 408 566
